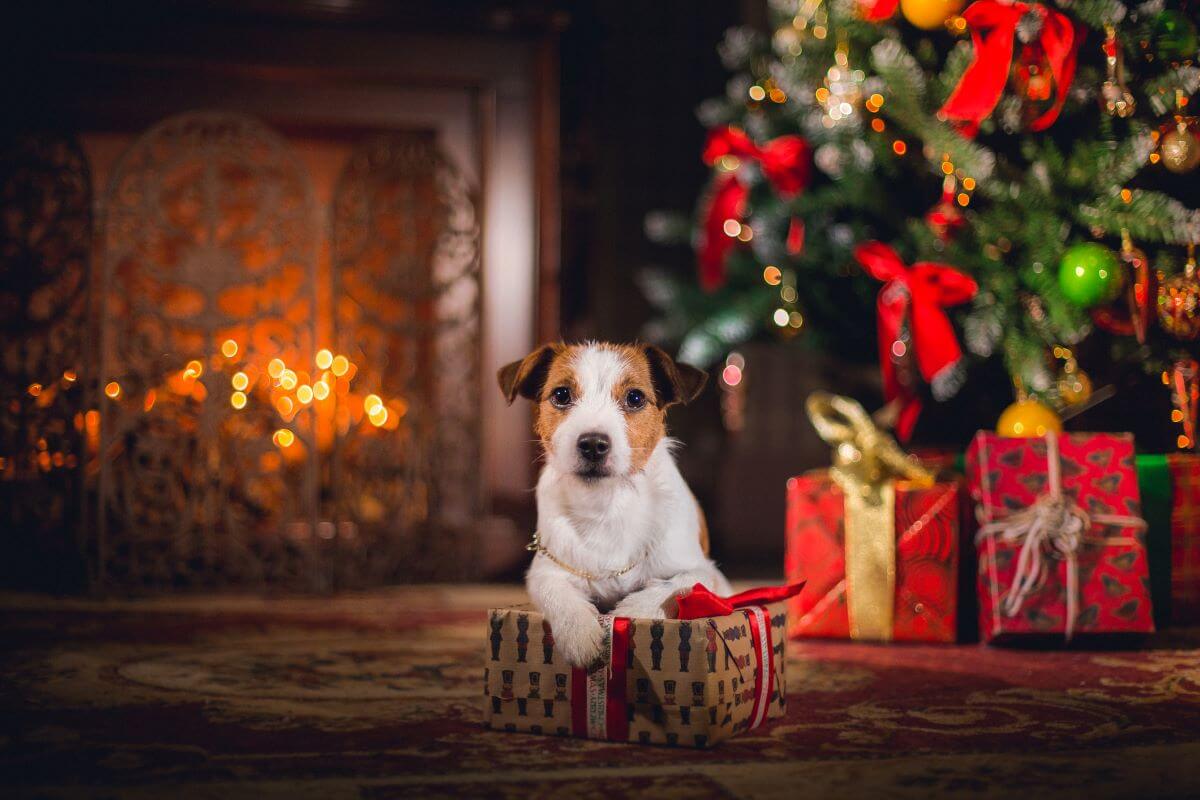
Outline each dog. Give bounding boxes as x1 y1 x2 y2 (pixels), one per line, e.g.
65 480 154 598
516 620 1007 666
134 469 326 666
498 342 733 667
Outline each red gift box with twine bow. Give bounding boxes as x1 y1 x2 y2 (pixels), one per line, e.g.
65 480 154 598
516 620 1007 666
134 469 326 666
967 431 1154 643
785 393 962 643
483 583 801 748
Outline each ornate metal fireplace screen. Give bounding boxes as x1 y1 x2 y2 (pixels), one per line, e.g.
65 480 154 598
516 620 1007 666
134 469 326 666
2 112 482 590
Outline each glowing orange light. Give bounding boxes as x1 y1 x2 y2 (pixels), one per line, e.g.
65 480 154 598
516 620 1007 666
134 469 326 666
27 383 42 397
105 381 121 399
331 355 350 377
1173 409 1185 423
313 381 330 401
763 265 782 285
273 429 295 448
737 225 754 242
297 385 314 404
232 372 249 391
231 391 247 409
957 193 970 206
722 219 742 237
315 349 333 370
962 177 976 191
815 87 830 103
63 370 77 383
276 396 294 416
144 389 156 412
185 359 203 379
221 339 239 358
364 393 383 413
267 359 286 379
368 406 389 427
769 88 787 103
892 140 907 155
190 382 207 402
1181 435 1193 449
748 85 766 102
869 93 884 109
941 161 954 175
870 118 885 132
280 369 298 391
1120 188 1133 203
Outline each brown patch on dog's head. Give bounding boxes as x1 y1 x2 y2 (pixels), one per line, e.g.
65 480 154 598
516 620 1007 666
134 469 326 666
642 345 708 409
497 343 560 404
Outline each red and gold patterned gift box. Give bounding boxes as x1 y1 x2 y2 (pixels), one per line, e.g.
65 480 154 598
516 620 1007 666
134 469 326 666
785 393 961 643
967 431 1154 643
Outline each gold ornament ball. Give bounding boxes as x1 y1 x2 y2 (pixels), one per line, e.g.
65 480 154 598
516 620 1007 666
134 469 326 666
1161 124 1200 174
997 399 1063 438
900 0 965 30
1058 369 1093 406
1157 272 1200 341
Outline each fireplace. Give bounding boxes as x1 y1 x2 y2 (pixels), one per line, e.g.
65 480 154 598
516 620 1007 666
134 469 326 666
1 14 558 591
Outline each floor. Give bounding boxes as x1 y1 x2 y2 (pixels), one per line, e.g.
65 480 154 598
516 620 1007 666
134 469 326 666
2 585 1200 799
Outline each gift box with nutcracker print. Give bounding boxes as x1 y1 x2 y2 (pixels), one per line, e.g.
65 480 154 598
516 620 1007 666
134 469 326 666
967 431 1154 643
483 583 799 748
785 393 963 643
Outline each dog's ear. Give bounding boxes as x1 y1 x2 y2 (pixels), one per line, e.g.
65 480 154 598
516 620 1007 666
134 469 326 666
644 345 707 408
497 344 559 404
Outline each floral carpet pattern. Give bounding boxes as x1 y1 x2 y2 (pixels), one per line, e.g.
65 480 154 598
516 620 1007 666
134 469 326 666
3 585 1200 798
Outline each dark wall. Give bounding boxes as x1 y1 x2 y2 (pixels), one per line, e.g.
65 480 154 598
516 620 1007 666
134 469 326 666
558 2 750 340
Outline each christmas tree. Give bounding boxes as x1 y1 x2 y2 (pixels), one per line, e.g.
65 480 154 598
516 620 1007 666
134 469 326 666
644 0 1200 448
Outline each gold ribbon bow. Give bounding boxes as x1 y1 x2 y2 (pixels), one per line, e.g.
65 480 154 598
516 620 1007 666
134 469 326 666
976 431 1145 641
805 392 934 641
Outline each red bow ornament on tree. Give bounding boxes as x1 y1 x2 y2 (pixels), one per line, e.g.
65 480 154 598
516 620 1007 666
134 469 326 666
854 242 978 441
939 1 1080 134
697 126 812 291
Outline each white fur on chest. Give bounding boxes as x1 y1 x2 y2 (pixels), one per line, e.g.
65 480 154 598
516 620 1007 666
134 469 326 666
532 441 712 607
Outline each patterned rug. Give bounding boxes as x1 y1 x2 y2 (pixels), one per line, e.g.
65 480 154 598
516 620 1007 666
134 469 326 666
3 584 1200 798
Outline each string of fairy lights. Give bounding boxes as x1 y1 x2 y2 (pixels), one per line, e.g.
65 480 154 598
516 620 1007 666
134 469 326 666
5 339 405 478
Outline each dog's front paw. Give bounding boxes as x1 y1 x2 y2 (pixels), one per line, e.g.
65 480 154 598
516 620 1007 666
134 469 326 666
612 589 673 620
551 609 606 667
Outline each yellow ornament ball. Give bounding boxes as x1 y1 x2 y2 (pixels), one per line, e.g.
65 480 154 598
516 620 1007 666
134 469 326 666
996 399 1063 438
900 0 965 30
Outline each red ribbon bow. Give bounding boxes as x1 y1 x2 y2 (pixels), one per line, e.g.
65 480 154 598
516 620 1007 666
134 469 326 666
703 126 812 199
676 580 807 620
854 242 978 442
939 1 1079 134
697 127 812 291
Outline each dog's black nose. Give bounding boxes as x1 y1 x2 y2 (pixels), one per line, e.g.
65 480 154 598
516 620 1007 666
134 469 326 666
576 432 610 463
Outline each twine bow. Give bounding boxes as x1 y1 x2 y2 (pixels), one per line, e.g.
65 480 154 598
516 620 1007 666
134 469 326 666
977 432 1145 640
805 393 934 640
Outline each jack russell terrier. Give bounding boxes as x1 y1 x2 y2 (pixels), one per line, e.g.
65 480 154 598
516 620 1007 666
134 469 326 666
498 342 733 667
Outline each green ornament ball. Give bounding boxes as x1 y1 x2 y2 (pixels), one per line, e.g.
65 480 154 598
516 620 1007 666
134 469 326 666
1058 243 1124 309
1154 10 1199 61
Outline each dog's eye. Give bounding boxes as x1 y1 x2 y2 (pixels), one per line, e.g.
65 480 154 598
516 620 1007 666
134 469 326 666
625 389 646 410
549 386 572 408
